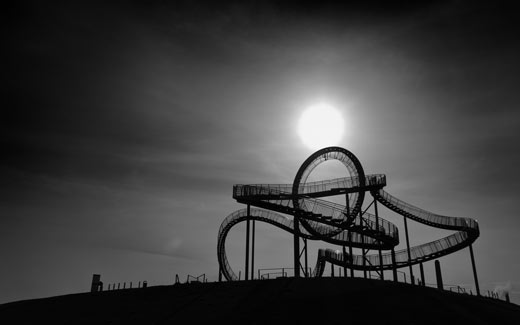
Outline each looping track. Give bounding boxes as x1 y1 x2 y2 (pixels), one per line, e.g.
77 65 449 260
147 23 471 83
217 147 479 281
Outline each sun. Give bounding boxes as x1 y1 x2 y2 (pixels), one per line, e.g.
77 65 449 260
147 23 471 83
298 103 344 150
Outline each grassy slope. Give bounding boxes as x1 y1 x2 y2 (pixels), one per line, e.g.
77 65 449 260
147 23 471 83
1 277 519 324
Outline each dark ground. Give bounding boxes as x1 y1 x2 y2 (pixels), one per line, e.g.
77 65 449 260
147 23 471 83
1 277 519 324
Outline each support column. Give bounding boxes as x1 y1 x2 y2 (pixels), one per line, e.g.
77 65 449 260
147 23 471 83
391 248 397 282
420 262 425 286
360 211 367 279
304 238 308 277
435 260 443 290
343 245 348 278
245 205 250 281
331 263 335 277
349 247 354 277
345 194 353 277
469 244 480 296
363 248 367 278
374 199 384 280
293 216 301 278
403 215 414 284
251 220 255 280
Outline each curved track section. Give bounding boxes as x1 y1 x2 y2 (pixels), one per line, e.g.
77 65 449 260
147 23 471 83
217 147 480 279
233 177 398 249
217 208 329 280
319 189 480 270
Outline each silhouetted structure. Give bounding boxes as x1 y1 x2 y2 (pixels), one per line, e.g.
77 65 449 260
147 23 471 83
217 147 480 294
90 274 103 292
186 274 207 284
435 260 443 290
103 278 148 291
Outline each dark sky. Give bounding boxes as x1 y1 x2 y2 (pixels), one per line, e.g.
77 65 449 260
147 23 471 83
3 1 520 304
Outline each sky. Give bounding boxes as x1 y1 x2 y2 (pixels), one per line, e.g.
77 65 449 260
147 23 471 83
3 1 520 304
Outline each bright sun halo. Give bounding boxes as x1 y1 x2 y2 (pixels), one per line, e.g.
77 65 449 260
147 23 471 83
298 103 344 150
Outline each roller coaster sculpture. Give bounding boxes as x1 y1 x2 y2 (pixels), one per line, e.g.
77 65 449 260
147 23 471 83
217 147 480 288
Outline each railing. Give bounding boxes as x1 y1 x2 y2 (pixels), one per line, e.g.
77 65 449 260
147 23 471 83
233 174 386 198
257 267 313 279
106 280 147 290
376 190 479 232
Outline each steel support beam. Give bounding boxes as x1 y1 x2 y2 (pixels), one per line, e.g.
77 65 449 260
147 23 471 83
349 244 354 277
420 262 425 286
293 216 301 278
245 205 250 281
469 244 480 296
343 245 348 278
360 211 367 279
403 215 414 284
345 193 354 277
374 199 384 280
391 248 397 282
304 238 308 277
299 238 308 276
251 220 255 280
435 260 443 290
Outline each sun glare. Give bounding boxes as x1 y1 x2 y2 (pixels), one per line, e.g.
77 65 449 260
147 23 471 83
298 103 344 150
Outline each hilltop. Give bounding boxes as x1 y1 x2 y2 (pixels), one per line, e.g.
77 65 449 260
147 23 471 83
1 277 518 324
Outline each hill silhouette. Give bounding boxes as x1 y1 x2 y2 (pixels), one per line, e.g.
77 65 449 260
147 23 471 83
1 277 518 324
